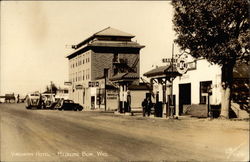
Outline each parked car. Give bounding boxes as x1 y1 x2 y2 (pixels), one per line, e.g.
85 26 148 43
25 92 42 109
55 99 83 111
41 93 57 109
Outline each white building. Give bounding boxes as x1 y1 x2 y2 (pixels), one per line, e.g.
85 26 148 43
173 58 221 116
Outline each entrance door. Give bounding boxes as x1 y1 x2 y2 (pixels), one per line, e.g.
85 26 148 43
179 83 191 115
91 96 95 109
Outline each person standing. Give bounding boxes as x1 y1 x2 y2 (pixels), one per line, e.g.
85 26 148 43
146 97 152 117
127 91 131 112
17 94 20 103
142 98 147 117
141 96 152 117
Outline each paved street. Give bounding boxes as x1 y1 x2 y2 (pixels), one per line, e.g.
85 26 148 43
0 103 249 161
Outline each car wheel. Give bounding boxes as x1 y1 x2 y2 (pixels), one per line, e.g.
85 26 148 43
25 100 31 109
78 107 83 111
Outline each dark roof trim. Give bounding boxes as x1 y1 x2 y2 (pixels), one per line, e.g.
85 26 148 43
128 83 152 90
73 27 135 50
143 65 180 78
109 73 139 81
66 46 90 59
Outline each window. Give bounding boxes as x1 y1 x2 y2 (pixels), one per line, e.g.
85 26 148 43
86 69 88 80
200 81 212 104
83 70 85 80
86 69 90 80
79 71 81 81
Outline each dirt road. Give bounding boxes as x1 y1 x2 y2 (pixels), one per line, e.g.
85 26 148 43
0 103 249 161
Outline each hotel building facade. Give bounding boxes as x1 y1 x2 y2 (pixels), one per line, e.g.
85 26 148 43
66 27 144 110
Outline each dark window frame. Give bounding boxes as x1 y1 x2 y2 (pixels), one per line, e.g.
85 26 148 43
200 81 212 104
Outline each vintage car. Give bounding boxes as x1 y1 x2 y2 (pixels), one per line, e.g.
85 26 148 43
41 93 57 109
25 92 42 109
55 99 83 111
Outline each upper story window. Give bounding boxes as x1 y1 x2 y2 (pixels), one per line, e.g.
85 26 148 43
79 71 82 81
86 69 88 80
82 70 85 80
86 69 90 80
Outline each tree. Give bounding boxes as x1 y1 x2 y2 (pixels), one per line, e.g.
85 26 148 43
172 0 249 118
45 81 58 94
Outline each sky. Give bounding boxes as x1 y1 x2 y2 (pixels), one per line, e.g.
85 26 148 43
1 1 179 96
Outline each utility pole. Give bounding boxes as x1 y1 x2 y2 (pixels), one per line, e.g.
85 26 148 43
166 43 175 118
98 88 101 109
170 43 174 118
104 68 109 111
104 79 106 111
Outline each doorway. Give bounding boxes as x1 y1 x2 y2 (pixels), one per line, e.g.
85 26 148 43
91 96 95 109
179 83 191 115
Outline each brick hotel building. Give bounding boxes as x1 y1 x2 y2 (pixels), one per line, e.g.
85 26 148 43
66 27 145 110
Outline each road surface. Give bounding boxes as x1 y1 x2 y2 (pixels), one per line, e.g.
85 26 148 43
0 103 249 161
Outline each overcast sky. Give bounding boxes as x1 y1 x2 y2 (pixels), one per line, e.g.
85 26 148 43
1 1 179 95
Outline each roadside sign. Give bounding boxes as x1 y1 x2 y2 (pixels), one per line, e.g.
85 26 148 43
88 81 99 87
177 55 188 74
162 58 177 63
75 85 83 89
64 82 72 86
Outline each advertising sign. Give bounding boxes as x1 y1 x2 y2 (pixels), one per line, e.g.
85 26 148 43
177 54 188 74
88 81 99 87
75 85 83 89
64 82 72 86
162 58 178 63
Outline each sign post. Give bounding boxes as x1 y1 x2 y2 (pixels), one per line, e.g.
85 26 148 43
161 44 177 118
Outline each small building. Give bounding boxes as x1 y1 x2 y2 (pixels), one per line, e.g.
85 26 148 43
172 58 249 118
172 58 221 116
143 65 180 117
55 88 69 100
109 73 151 113
144 55 249 118
66 27 145 110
